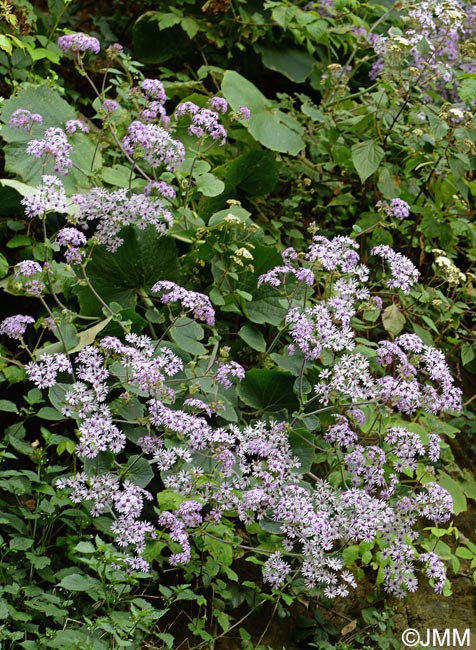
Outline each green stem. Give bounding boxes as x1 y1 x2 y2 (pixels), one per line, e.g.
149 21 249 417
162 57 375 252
46 0 71 45
80 266 128 333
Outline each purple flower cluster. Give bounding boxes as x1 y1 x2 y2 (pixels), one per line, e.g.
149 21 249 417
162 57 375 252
315 353 376 404
420 551 447 594
262 237 374 365
148 400 212 450
369 0 466 95
324 415 358 447
26 128 72 175
16 204 458 597
76 404 125 458
376 198 411 220
72 187 173 251
29 319 455 596
286 304 355 360
56 227 87 264
57 472 155 571
139 78 169 125
258 246 315 289
216 361 246 389
58 32 101 54
26 353 72 388
183 397 213 417
263 552 292 589
371 245 420 293
415 483 453 523
14 260 42 278
376 334 462 413
21 175 68 218
307 235 362 273
8 108 43 131
0 314 35 339
237 106 251 120
144 180 177 200
158 509 194 565
141 79 167 104
385 427 425 472
122 121 185 170
101 99 119 114
65 119 89 135
151 281 215 326
174 100 228 145
102 334 183 396
258 265 315 288
13 260 45 295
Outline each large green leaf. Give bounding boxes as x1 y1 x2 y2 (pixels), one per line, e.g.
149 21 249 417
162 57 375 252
170 316 207 356
239 324 266 352
382 303 405 337
256 45 315 83
73 227 180 316
57 573 102 593
238 369 299 414
222 71 305 155
458 77 476 104
1 84 101 191
194 172 225 197
203 150 279 198
245 288 288 326
199 150 279 218
351 139 385 183
436 472 467 516
124 455 154 488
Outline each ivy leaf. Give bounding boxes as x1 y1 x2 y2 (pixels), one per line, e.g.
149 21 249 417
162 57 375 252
156 633 175 648
101 164 132 188
9 536 34 551
181 16 200 39
0 253 8 278
351 140 385 183
34 323 79 357
0 178 36 197
289 429 315 473
157 489 185 511
201 533 233 568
